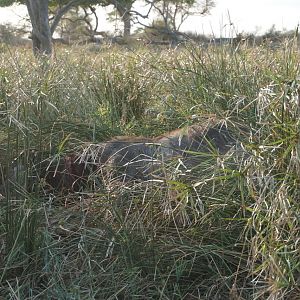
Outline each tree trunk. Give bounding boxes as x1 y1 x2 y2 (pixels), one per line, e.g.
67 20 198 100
122 11 131 37
25 0 52 56
115 2 132 37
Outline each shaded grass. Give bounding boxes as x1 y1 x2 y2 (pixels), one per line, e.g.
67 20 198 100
0 40 300 299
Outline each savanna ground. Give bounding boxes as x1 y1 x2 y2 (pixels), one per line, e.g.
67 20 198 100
0 39 300 299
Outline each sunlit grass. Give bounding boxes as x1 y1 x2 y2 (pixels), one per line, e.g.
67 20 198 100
0 40 299 299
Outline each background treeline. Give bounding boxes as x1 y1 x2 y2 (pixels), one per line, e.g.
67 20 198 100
0 18 299 47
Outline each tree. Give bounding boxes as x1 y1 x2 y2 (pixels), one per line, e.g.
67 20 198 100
56 7 87 42
92 0 135 37
141 0 214 42
96 0 154 38
110 0 133 36
25 0 53 55
0 0 83 56
55 6 103 43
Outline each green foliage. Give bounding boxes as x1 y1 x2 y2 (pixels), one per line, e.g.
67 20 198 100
0 0 18 6
0 40 300 299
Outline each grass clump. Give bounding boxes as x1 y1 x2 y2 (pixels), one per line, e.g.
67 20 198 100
0 41 300 299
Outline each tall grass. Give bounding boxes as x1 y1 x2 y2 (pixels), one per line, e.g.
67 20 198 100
0 40 299 299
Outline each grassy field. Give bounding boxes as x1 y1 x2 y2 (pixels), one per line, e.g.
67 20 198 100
0 40 300 299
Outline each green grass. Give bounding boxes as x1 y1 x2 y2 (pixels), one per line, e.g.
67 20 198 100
0 40 300 299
